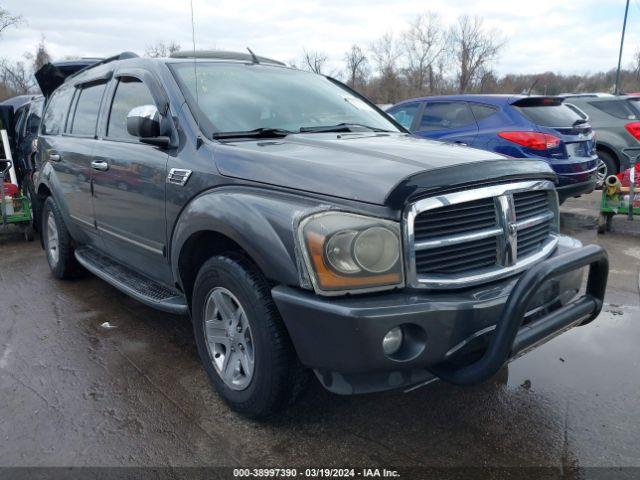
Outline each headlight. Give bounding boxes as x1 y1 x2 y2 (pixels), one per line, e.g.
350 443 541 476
298 212 404 294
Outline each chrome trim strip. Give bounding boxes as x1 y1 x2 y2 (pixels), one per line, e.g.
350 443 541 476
97 225 164 256
414 226 503 251
70 214 95 229
403 180 559 289
516 210 554 230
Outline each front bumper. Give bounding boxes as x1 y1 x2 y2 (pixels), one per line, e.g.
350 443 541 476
272 237 608 394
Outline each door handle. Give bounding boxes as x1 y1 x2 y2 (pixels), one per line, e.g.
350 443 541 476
91 160 109 171
49 151 61 162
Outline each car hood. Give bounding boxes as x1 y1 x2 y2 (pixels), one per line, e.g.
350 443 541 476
214 132 555 206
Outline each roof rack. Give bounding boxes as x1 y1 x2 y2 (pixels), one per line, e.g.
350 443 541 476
170 50 285 66
68 51 140 80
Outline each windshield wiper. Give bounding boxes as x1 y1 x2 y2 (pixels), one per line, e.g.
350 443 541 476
299 123 392 133
212 127 294 140
572 118 589 126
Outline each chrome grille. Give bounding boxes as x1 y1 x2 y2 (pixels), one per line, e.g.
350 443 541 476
404 180 559 289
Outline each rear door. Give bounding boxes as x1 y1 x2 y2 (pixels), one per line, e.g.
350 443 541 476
91 70 171 283
414 101 478 145
39 83 104 245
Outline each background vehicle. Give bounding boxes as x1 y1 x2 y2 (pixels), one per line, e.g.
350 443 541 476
34 52 607 418
564 96 640 181
387 95 598 202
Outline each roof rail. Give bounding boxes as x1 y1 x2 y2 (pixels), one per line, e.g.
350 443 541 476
170 50 285 66
68 51 140 80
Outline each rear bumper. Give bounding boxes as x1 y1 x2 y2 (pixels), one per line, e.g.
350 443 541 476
272 237 608 395
556 178 597 200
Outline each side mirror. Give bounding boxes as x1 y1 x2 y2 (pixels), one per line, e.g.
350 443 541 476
127 105 161 137
126 105 170 147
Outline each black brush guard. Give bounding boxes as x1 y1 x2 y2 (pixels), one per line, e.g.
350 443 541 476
430 244 608 386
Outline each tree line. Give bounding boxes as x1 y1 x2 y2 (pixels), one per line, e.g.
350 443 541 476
2 7 640 104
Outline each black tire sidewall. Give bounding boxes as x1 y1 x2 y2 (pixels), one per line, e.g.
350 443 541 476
598 151 617 179
192 256 279 411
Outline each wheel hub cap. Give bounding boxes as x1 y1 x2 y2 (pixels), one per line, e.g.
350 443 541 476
203 287 254 390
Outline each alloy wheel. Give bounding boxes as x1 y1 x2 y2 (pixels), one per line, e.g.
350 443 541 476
46 210 59 265
596 159 608 188
203 287 255 390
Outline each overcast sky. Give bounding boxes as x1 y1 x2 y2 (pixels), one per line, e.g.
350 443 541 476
1 0 638 77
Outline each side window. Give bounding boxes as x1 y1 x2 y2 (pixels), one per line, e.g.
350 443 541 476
25 99 45 135
14 108 26 139
419 102 475 131
68 82 107 136
388 103 420 130
589 100 637 120
41 87 75 135
107 77 156 140
470 103 498 122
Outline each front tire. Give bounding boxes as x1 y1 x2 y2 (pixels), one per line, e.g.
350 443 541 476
42 196 80 279
192 254 309 418
596 151 617 188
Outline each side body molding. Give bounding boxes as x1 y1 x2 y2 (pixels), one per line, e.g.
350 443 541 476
170 187 322 290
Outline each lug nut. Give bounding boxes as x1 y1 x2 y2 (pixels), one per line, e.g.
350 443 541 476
236 325 242 333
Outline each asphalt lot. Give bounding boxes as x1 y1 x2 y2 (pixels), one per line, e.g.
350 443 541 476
0 191 638 474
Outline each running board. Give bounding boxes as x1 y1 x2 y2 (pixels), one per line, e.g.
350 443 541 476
74 246 189 315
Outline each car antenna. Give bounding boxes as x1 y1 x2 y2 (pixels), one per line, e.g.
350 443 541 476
527 76 540 96
190 0 203 147
247 47 260 64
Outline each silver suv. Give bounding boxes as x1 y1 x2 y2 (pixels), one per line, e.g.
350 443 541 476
564 96 640 182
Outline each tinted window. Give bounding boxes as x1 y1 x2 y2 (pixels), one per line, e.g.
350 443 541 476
589 100 637 120
14 108 26 138
42 87 74 135
470 103 498 121
107 78 156 140
419 102 475 131
25 99 44 135
69 83 107 136
388 103 420 129
564 103 588 120
516 104 585 127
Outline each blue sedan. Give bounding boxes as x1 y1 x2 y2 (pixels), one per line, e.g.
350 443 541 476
387 95 598 201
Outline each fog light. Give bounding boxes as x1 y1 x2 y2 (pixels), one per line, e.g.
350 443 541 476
382 327 403 355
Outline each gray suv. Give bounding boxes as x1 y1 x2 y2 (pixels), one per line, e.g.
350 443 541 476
34 51 608 418
565 96 640 181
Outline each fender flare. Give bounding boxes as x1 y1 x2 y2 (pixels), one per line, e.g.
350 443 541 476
170 187 321 290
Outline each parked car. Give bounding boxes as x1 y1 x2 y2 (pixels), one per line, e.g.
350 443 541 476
387 95 599 202
563 96 640 180
0 59 100 228
34 51 607 418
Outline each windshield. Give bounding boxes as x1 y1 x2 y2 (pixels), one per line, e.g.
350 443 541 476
170 62 400 136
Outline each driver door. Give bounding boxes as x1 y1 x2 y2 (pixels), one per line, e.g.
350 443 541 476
92 72 171 283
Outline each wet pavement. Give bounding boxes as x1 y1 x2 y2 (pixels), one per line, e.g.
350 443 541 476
0 191 638 473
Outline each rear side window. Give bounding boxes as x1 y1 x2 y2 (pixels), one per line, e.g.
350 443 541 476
41 87 74 135
589 100 637 120
106 77 156 140
469 103 498 122
516 104 586 127
388 103 420 129
68 82 107 136
419 102 475 131
25 98 45 135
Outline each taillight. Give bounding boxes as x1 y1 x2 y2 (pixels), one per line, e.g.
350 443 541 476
624 122 640 141
498 131 561 150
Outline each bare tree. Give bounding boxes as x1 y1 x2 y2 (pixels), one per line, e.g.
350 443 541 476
0 6 22 37
402 13 447 95
0 59 33 95
302 49 328 74
145 41 181 58
450 15 504 93
24 36 51 72
343 45 368 89
369 32 403 103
